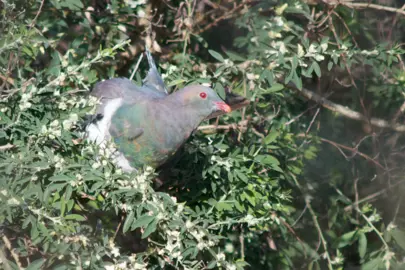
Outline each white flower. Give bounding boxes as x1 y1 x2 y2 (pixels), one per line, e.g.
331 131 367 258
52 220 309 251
297 44 304 58
246 73 256 80
225 243 234 253
185 220 194 229
197 242 206 250
191 230 205 241
104 265 114 270
168 230 180 238
92 162 101 169
58 102 67 110
387 222 397 231
7 197 20 205
117 261 127 269
217 252 225 261
320 42 328 52
50 120 59 127
111 246 120 257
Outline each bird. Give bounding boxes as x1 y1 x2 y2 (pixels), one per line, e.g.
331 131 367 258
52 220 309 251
85 50 244 172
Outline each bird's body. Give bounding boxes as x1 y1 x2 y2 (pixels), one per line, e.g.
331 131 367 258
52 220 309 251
86 50 234 171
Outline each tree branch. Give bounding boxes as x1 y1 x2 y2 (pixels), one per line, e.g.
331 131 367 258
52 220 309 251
344 2 405 17
286 83 405 132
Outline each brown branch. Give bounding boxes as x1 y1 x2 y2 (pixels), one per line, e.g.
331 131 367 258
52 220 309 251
344 180 405 211
195 1 250 35
319 137 385 170
344 2 405 16
239 226 245 259
0 143 15 151
29 0 45 28
2 235 22 268
197 121 248 132
0 247 12 270
79 192 96 201
286 83 405 132
113 215 125 241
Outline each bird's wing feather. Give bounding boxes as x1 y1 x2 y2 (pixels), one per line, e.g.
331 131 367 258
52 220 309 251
142 49 168 94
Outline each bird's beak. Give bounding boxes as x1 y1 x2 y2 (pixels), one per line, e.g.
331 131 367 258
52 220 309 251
214 101 232 113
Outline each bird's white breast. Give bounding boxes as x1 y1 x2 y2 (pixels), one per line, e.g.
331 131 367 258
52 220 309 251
85 98 135 172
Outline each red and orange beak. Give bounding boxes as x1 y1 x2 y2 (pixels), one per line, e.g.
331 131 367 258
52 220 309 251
214 101 232 113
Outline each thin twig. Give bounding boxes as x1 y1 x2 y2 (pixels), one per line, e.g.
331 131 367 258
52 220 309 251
344 180 405 211
239 226 245 260
305 197 333 270
291 204 308 227
2 235 22 268
319 137 385 170
305 108 320 135
336 188 390 250
238 75 247 141
0 247 12 270
195 1 249 35
287 83 405 132
29 0 45 28
344 2 405 16
130 53 144 81
113 215 125 241
393 196 402 224
0 143 14 151
79 192 96 200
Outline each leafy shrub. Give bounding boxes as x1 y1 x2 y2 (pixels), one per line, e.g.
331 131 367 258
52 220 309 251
2 0 405 269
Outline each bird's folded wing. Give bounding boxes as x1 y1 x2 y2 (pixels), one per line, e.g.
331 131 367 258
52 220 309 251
91 78 140 100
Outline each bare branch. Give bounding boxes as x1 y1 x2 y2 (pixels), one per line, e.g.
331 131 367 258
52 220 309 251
2 235 22 268
287 83 405 132
0 143 14 151
344 2 405 16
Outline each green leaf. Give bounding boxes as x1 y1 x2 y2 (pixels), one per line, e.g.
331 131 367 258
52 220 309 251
284 69 294 84
292 56 298 70
391 229 405 251
26 259 45 270
358 233 367 259
49 174 73 182
292 70 302 90
215 83 226 99
262 155 280 166
337 230 357 248
207 260 217 269
327 61 333 71
123 211 135 233
225 51 245 62
167 79 186 87
266 83 284 93
142 218 158 239
361 257 382 270
132 214 155 230
208 50 224 62
264 131 279 144
235 170 249 183
312 62 321 77
216 201 234 211
65 214 86 221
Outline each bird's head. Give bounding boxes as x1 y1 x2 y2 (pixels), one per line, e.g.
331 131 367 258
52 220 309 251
177 85 231 117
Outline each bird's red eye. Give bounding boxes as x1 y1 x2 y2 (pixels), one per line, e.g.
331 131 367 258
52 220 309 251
199 92 207 99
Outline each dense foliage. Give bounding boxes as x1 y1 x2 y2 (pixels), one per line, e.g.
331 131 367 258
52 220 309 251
1 0 405 269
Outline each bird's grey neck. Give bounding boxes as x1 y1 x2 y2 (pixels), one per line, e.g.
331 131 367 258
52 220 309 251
164 94 205 131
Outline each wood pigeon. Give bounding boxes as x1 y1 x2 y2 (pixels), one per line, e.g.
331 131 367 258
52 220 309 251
86 50 245 172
